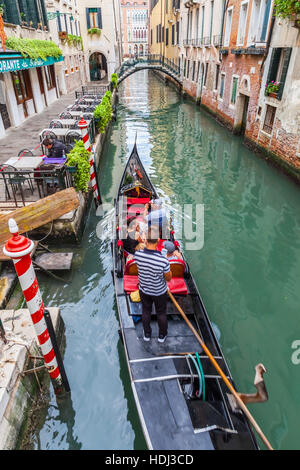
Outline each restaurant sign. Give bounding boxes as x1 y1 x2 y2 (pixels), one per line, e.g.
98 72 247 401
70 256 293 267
0 55 63 73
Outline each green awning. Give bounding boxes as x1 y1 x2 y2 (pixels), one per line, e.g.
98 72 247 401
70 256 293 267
0 55 63 73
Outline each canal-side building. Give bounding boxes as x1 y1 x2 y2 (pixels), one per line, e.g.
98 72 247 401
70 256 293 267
78 0 123 82
0 0 64 138
249 17 300 171
150 0 181 65
179 0 224 103
121 0 149 58
205 0 275 139
45 0 87 95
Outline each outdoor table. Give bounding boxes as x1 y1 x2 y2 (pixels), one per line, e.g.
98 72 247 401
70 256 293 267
56 119 91 129
67 104 96 111
4 156 44 170
65 111 94 119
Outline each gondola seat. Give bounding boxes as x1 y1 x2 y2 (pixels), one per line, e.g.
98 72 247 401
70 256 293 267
126 197 150 205
123 259 188 295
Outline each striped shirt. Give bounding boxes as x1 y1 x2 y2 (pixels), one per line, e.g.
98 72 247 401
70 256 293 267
134 248 170 296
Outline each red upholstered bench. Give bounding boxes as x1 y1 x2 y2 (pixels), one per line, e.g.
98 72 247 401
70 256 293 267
126 197 150 205
123 259 188 295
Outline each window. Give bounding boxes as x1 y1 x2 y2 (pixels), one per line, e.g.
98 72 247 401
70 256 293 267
215 64 220 90
231 76 238 104
224 7 233 46
201 6 205 40
263 105 276 134
11 70 32 104
220 73 225 98
166 28 169 46
187 60 190 79
204 63 208 86
237 2 248 45
44 65 56 90
266 47 292 100
172 24 175 45
176 21 180 44
248 0 272 43
192 61 196 82
210 1 214 42
86 8 102 29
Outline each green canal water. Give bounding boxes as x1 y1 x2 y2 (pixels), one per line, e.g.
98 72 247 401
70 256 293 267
32 71 300 450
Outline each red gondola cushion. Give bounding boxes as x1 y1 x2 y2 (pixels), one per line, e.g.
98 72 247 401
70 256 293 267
126 197 150 205
123 275 188 295
124 275 139 293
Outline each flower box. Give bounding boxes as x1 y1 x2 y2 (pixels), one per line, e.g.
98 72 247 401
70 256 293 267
59 31 68 41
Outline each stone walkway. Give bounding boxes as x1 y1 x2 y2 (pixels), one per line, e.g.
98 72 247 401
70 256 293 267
0 92 78 165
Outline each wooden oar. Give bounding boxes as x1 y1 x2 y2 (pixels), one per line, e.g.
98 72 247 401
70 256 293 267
167 290 274 450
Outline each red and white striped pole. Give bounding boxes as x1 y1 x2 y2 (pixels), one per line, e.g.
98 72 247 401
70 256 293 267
78 118 101 207
3 219 64 394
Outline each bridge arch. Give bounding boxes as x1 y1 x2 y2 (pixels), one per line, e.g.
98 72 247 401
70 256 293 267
118 57 183 88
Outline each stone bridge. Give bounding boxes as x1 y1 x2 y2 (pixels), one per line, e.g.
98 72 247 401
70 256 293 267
118 55 183 87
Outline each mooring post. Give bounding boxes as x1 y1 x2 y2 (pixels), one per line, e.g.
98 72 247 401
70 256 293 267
78 118 101 207
3 218 69 395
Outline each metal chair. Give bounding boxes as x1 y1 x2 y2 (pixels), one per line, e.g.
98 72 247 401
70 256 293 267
85 106 95 113
17 149 34 157
49 120 63 129
3 165 34 205
64 143 74 154
59 112 73 120
71 120 80 129
41 130 58 141
65 130 81 146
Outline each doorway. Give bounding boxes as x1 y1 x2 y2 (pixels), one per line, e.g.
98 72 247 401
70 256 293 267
89 53 108 81
234 93 250 135
37 67 46 106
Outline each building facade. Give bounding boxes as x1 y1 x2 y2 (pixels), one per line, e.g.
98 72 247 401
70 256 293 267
179 0 224 103
78 0 122 82
251 17 300 170
121 0 149 58
150 0 181 64
46 0 87 95
0 0 62 137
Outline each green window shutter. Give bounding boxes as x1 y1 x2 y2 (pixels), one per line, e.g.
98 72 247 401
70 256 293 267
97 8 102 29
277 48 292 100
86 8 91 29
26 0 39 29
260 0 272 41
266 48 281 84
4 0 20 25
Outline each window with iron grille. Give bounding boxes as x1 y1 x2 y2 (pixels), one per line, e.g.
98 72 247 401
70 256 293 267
263 105 276 134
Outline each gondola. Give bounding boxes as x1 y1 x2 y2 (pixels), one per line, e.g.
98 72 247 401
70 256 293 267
112 143 259 450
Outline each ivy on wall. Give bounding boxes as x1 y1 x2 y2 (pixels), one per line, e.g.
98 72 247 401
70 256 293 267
6 37 62 60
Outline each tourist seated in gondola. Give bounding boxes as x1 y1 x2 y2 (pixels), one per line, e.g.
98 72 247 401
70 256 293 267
143 198 168 239
162 241 183 261
123 216 145 258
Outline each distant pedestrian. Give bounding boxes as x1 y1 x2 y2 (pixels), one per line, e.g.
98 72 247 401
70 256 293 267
134 225 172 343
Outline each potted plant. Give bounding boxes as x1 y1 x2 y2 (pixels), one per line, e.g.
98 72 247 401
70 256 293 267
265 81 280 98
29 20 33 28
274 0 300 27
37 22 42 30
20 12 27 26
59 31 68 41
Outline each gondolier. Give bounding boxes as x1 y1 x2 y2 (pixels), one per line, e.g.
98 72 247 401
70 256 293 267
134 225 172 343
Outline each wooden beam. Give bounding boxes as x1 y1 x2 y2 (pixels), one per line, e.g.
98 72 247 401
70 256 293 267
0 188 80 245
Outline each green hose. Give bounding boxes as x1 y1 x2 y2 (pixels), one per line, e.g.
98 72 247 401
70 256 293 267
187 354 203 399
195 352 205 401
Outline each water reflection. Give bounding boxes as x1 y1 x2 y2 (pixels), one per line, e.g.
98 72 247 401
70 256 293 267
28 70 300 450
